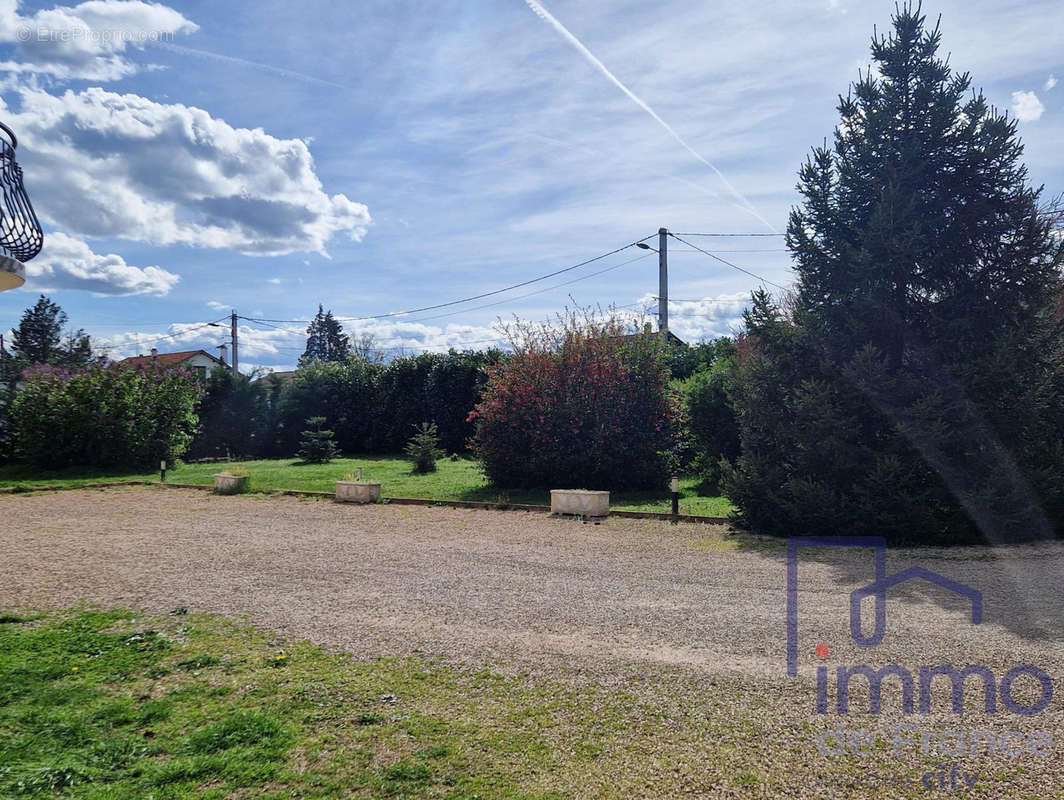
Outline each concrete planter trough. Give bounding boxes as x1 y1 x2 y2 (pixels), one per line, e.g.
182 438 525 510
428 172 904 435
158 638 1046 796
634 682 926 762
550 489 610 517
335 481 381 504
213 473 249 494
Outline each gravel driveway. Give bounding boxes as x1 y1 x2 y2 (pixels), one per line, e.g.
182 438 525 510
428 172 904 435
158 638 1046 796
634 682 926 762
2 486 1063 796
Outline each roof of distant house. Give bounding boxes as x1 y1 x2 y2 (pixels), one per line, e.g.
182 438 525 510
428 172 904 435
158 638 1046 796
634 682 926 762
253 370 296 384
118 349 225 369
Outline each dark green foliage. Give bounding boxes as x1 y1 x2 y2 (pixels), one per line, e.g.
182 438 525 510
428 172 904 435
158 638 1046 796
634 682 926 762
683 348 740 494
273 349 498 458
425 349 503 452
297 416 340 463
278 358 383 454
300 305 351 365
0 351 18 463
472 313 676 490
187 367 270 460
1 296 98 464
11 364 202 470
404 422 445 473
8 295 97 368
377 353 442 451
725 7 1064 544
667 337 733 380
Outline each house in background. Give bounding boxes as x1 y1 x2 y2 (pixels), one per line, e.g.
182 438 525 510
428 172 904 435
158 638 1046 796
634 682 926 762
118 348 226 380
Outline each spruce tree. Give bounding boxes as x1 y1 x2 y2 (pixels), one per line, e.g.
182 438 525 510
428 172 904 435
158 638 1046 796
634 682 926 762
725 6 1064 544
9 295 95 367
300 305 351 364
297 416 340 463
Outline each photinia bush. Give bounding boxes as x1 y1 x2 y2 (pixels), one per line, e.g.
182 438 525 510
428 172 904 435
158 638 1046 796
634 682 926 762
471 312 676 490
11 363 203 469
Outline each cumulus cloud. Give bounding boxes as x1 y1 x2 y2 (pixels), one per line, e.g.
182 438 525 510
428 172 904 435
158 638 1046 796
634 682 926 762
103 316 511 362
639 291 749 342
1046 75 1058 91
205 300 228 311
3 86 371 255
0 0 197 81
102 291 751 362
24 230 179 294
1011 90 1045 122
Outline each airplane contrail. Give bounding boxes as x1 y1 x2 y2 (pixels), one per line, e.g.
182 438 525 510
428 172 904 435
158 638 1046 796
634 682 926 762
156 43 353 92
523 0 778 232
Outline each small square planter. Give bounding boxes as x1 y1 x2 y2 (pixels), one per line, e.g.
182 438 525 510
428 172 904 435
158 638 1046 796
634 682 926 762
213 473 249 494
550 489 610 517
335 481 381 504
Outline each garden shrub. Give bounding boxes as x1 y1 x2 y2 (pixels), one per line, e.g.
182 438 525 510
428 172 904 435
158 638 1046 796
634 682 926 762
297 417 340 464
404 422 444 473
11 363 202 469
683 351 740 495
277 357 382 454
376 353 441 452
272 349 499 458
187 367 270 460
425 349 503 453
470 312 676 490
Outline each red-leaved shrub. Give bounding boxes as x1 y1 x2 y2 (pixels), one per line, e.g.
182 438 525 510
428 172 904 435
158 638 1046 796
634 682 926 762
470 312 675 490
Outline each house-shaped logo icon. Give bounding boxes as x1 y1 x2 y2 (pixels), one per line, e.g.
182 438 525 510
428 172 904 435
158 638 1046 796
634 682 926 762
786 536 983 677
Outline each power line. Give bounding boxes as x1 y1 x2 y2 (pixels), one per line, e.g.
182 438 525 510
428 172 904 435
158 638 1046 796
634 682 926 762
670 248 788 253
248 234 659 325
668 233 788 292
388 251 656 325
237 252 655 333
93 316 230 352
674 232 786 237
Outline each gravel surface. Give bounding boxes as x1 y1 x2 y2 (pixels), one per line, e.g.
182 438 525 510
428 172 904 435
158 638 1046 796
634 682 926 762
2 486 1063 797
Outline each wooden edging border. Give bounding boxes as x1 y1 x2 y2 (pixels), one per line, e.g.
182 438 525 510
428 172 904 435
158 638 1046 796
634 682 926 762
2 479 730 524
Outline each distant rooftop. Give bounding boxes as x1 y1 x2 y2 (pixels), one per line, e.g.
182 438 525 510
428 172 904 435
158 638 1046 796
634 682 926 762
118 349 224 369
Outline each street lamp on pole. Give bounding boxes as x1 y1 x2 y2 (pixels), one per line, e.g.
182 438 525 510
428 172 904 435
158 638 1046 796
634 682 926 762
637 229 668 333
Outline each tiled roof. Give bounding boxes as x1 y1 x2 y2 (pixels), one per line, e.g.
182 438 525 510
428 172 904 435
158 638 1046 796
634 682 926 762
118 349 222 369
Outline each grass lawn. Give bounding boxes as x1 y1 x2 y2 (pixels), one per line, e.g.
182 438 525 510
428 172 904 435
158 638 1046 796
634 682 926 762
0 608 764 799
0 456 734 517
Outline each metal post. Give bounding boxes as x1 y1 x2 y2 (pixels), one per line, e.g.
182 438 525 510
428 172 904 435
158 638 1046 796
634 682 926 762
658 227 668 334
230 310 239 375
670 475 679 522
160 460 167 483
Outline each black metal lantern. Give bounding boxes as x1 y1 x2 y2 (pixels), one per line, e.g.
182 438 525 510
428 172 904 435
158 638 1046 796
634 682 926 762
0 121 43 291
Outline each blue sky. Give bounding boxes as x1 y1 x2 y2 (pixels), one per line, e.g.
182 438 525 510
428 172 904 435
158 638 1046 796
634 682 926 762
0 0 1061 372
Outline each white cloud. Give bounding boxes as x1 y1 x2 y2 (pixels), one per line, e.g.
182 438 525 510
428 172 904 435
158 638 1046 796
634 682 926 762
0 0 197 81
1011 90 1045 122
24 230 179 295
266 277 281 285
205 300 228 311
1046 75 1058 91
638 291 749 342
3 86 371 255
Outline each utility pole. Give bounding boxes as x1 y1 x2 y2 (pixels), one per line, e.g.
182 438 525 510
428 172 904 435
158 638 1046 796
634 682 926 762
658 227 668 334
230 310 239 375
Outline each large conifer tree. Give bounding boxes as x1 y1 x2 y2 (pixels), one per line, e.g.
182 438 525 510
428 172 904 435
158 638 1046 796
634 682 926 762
725 6 1064 544
300 305 351 364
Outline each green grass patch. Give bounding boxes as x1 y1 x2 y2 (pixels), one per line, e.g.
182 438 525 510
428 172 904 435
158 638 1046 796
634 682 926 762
0 456 734 516
0 607 779 799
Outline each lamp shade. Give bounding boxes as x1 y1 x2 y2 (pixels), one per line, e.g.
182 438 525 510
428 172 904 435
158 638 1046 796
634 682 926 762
0 254 24 291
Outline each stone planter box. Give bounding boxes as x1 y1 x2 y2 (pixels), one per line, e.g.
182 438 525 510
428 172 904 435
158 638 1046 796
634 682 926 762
550 489 610 517
335 481 381 504
213 473 249 494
